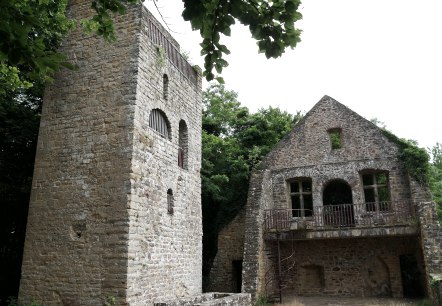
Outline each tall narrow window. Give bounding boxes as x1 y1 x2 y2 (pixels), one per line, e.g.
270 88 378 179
178 120 188 169
289 179 313 217
149 109 171 139
362 171 390 212
163 74 169 100
328 128 342 150
167 189 174 214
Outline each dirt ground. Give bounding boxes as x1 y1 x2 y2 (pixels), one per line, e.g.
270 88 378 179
276 295 423 306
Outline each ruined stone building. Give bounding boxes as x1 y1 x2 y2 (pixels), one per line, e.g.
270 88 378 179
210 96 442 301
19 2 204 305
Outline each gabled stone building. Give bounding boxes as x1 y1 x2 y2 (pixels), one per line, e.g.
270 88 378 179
211 96 442 301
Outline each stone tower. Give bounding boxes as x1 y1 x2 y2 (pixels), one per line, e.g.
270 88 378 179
19 2 202 305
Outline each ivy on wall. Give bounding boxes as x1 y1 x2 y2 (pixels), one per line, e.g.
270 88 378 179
381 129 430 185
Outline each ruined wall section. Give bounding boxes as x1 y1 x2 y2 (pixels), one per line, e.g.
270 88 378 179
19 3 142 305
242 170 273 300
208 209 246 292
126 7 202 305
418 202 442 296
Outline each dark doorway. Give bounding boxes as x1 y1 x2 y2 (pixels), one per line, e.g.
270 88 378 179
322 180 354 226
232 260 243 293
400 254 424 298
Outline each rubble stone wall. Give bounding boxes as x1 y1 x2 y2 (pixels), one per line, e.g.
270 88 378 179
208 210 246 292
283 237 424 297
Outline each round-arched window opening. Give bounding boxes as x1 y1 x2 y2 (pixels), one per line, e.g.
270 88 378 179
323 179 353 205
149 108 171 140
322 179 354 227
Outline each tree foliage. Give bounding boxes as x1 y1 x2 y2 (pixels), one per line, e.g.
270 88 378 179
428 143 442 219
0 0 74 93
1 0 303 92
201 84 301 287
0 83 43 300
183 0 302 81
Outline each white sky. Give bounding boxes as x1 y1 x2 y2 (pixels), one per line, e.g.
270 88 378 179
145 1 442 150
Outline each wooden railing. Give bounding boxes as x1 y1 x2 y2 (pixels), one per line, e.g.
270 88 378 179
264 200 415 231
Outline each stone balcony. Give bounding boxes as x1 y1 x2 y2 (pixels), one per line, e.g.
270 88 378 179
263 200 419 240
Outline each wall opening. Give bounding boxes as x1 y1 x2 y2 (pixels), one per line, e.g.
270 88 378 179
288 178 313 217
178 120 188 169
365 256 392 297
361 170 390 212
323 179 354 226
400 254 424 298
163 74 169 100
328 128 342 150
232 260 243 293
167 189 174 214
149 108 171 140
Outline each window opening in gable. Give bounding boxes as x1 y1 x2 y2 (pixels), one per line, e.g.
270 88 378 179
289 179 313 218
178 120 188 169
328 128 342 150
167 189 174 214
163 74 169 100
362 171 390 212
149 108 171 140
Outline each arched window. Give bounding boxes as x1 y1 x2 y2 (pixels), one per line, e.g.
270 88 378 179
167 189 174 214
149 108 171 139
322 179 354 227
163 74 169 100
178 120 188 169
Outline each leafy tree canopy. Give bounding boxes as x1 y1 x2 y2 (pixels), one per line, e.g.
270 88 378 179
200 83 301 287
0 0 302 92
182 0 302 81
0 0 74 93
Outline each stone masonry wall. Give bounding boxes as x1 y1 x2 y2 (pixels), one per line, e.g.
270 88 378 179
282 237 424 298
126 7 202 305
242 170 273 300
19 2 202 305
19 3 141 305
418 202 442 296
208 209 246 292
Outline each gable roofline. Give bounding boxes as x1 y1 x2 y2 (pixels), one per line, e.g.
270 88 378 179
258 95 400 170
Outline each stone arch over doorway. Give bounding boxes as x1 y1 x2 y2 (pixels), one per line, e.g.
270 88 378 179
322 179 354 226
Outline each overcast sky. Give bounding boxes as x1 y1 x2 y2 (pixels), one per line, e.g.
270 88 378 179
145 1 441 150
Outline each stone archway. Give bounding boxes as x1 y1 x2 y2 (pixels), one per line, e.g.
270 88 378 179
322 180 354 226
